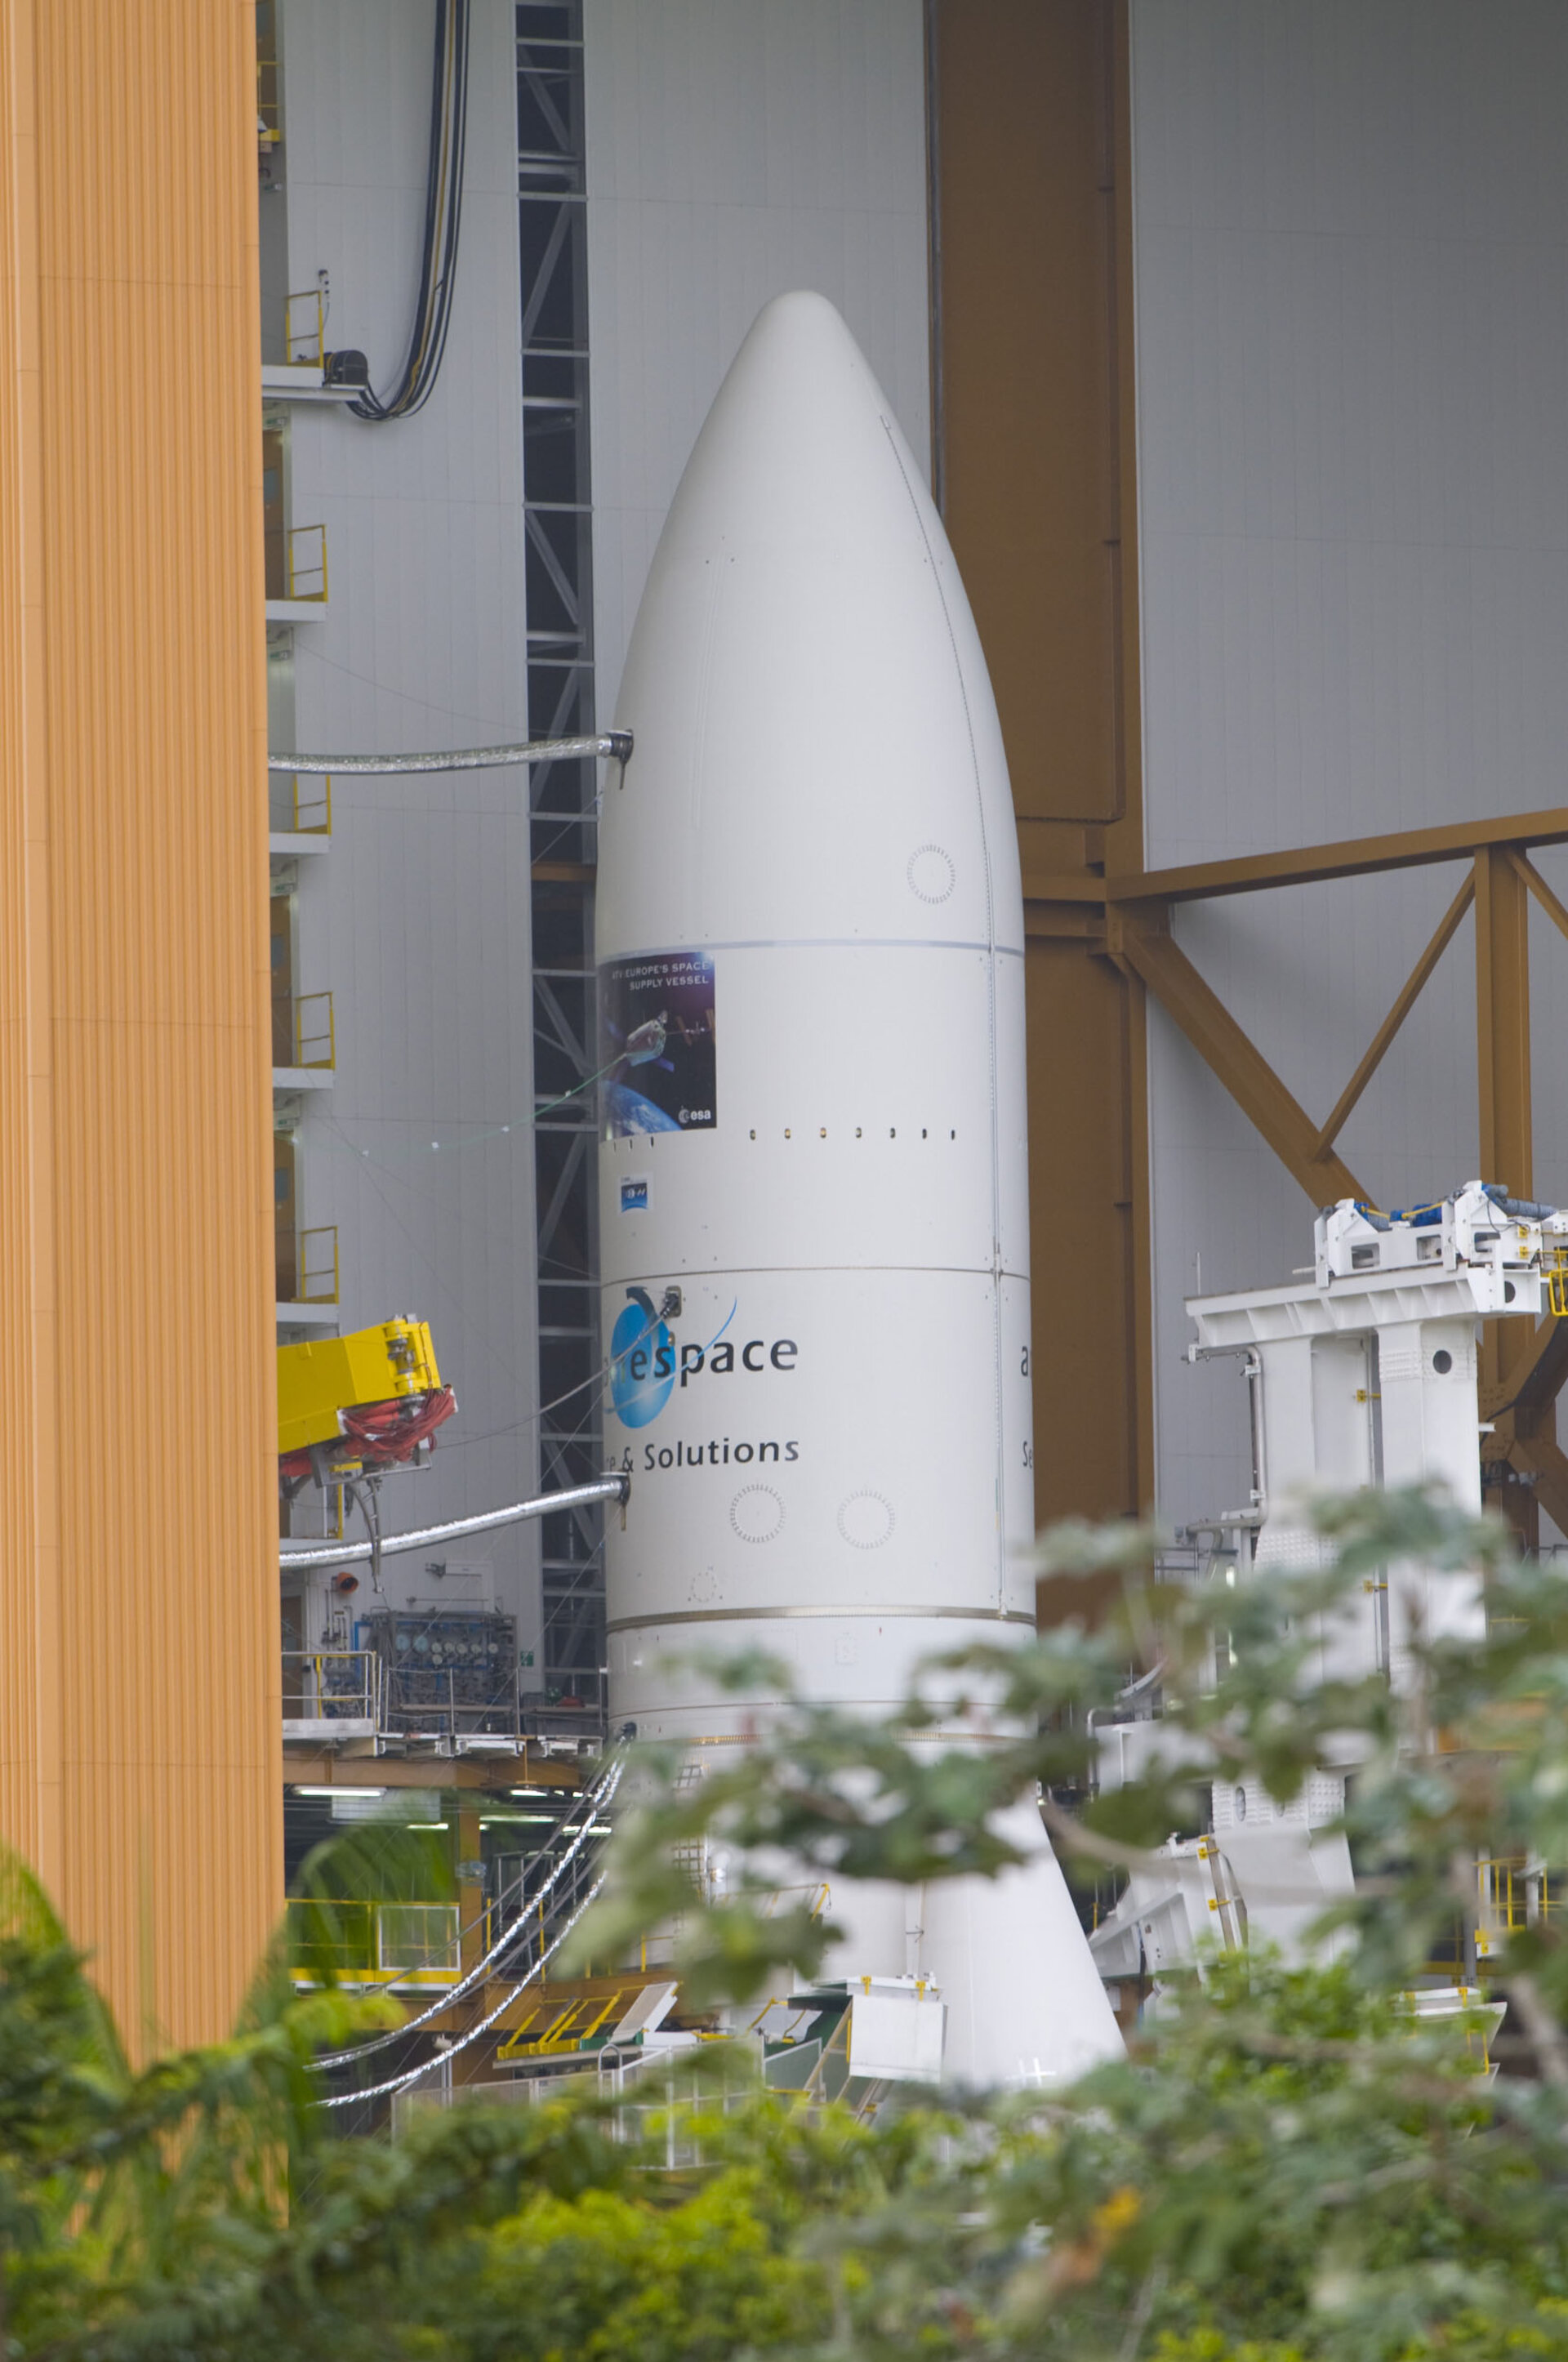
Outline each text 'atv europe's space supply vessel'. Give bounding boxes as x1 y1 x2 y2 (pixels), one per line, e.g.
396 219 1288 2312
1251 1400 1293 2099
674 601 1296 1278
595 292 1121 2085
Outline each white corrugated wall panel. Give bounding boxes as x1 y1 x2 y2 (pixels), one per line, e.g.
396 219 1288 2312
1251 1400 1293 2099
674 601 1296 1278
280 0 541 1625
583 0 931 727
1131 0 1568 1526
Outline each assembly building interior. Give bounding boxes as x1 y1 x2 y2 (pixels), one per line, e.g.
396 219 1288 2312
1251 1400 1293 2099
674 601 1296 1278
7 0 1568 2096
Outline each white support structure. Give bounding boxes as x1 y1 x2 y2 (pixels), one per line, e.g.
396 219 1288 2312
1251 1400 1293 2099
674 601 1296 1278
1188 1182 1564 1685
1092 1183 1568 1999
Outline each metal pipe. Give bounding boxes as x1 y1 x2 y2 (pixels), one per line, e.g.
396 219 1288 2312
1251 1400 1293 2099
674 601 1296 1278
267 730 631 777
278 1473 630 1570
1244 1348 1267 1518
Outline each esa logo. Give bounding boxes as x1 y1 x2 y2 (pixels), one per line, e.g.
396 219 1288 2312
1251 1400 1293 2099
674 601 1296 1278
608 1286 796 1429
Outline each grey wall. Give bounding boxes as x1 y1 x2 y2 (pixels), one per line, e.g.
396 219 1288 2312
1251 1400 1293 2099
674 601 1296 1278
583 0 933 727
1130 0 1568 1524
280 0 541 1629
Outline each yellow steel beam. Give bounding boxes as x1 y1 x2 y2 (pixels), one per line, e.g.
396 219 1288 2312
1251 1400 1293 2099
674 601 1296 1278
1475 853 1568 1435
1021 810 1568 915
1022 818 1568 1439
1475 847 1535 1409
1478 1313 1568 1424
279 1751 581 1794
1502 1424 1568 1547
1107 808 1568 907
1311 871 1476 1163
457 1800 483 1981
1475 848 1534 1201
1109 913 1365 1206
1512 847 1568 951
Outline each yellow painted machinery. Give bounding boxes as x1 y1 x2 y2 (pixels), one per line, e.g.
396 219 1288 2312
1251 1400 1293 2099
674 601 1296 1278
278 1317 455 1473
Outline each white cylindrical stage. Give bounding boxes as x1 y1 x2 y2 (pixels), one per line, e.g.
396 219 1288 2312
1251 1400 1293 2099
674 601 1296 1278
596 292 1120 2086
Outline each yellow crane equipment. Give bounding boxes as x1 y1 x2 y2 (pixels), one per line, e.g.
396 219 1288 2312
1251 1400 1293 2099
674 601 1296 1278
278 1317 456 1477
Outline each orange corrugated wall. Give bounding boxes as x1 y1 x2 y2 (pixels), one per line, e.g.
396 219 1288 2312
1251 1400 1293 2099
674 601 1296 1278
0 0 281 2051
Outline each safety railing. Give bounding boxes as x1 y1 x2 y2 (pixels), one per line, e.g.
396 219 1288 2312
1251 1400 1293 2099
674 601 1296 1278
256 2 282 147
1546 1247 1568 1318
291 773 332 836
284 288 324 367
1477 1856 1558 1934
287 1897 464 1990
395 2043 807 2161
282 1648 380 1725
298 1224 339 1304
295 990 335 1068
378 1904 461 1980
285 522 328 601
381 1664 524 1742
257 57 281 146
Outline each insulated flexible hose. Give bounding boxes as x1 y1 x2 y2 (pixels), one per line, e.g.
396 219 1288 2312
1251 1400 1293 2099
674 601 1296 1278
268 731 631 777
314 1868 608 2108
278 1473 629 1571
312 1751 626 2076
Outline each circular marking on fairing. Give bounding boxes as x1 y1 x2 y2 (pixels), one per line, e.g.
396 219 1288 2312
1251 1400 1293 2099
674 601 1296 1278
837 1491 895 1549
689 1568 718 1602
906 844 956 904
730 1486 784 1543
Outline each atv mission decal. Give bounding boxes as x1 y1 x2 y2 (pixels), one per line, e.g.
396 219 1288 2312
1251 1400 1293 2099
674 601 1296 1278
600 951 716 1137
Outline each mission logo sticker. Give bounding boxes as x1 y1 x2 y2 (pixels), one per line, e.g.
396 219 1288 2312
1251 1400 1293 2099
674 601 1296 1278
600 951 716 1138
619 1176 650 1214
608 1286 800 1468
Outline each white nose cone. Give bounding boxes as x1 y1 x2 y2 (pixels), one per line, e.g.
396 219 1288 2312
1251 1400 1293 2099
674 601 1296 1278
597 293 1120 2087
598 289 1019 956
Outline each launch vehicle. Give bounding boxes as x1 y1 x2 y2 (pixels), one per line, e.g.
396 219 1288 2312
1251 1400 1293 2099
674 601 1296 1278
594 292 1120 2086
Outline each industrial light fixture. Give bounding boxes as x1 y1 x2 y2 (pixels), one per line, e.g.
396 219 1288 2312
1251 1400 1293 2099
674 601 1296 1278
292 1785 385 1798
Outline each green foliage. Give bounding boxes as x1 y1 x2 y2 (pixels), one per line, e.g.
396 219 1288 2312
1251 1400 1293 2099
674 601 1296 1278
16 1488 1568 2358
451 2170 828 2361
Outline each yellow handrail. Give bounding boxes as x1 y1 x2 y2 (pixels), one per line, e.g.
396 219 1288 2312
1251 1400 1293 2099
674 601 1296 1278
256 61 281 145
284 288 324 367
287 1897 462 1989
295 989 335 1069
298 1225 339 1304
291 773 332 836
285 523 328 602
283 1648 377 1721
1477 1856 1557 1932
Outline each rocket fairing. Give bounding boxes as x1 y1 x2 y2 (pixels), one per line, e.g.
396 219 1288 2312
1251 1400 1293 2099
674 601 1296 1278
596 292 1120 2086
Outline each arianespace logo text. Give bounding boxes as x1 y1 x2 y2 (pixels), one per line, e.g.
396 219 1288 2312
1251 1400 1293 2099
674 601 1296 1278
608 1285 799 1468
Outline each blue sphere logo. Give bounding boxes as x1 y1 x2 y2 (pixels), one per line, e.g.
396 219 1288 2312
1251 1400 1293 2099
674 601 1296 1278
610 1287 674 1428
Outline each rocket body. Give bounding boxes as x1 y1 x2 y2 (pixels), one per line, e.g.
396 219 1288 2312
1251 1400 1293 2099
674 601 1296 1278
596 294 1120 2085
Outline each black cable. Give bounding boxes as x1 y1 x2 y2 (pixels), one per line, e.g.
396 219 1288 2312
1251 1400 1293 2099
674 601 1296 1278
347 0 444 418
406 0 468 414
405 0 469 417
350 0 470 422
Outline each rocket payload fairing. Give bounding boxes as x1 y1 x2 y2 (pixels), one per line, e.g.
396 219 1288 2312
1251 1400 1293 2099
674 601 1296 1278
596 293 1120 2085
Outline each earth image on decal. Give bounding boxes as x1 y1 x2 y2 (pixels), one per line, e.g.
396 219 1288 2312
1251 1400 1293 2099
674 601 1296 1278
601 951 716 1138
609 1286 675 1427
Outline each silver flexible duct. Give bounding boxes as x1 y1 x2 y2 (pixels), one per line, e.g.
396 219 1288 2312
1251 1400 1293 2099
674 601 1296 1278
267 730 631 777
315 1867 608 2108
311 1758 625 2097
311 1752 626 2075
278 1473 629 1571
